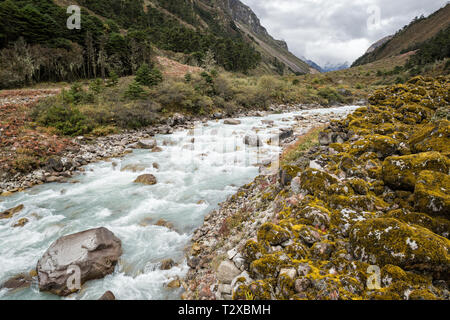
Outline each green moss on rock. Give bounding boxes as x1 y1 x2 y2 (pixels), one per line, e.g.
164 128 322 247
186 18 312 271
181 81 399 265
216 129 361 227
382 152 449 191
350 218 450 273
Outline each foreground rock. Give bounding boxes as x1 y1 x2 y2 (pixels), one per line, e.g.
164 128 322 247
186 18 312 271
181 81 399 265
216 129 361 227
98 291 116 300
134 174 157 185
37 227 122 296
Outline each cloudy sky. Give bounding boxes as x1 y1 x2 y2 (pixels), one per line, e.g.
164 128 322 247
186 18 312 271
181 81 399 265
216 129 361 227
240 0 447 66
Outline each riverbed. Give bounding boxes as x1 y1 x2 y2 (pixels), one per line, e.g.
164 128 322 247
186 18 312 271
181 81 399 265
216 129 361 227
0 106 358 300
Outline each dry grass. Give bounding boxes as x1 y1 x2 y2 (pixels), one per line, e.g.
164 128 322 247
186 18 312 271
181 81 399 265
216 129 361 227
281 126 324 165
155 56 203 78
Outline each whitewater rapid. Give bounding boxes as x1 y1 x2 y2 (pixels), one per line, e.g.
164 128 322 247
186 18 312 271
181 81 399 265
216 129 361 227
0 106 358 300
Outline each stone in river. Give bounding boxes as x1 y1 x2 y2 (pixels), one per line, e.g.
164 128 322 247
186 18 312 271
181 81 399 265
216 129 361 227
0 204 24 220
134 174 157 185
224 119 241 125
36 227 122 296
98 291 116 300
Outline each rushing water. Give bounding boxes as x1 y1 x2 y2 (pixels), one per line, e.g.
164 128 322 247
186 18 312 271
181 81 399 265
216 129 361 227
0 106 358 300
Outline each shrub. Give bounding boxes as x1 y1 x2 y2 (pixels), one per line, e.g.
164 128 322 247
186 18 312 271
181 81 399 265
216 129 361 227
89 79 104 94
124 81 145 100
136 64 163 87
37 105 91 136
317 87 343 105
106 71 119 87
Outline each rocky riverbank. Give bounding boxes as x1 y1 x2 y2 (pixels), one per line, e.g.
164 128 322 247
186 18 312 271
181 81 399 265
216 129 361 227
182 76 450 300
0 102 362 196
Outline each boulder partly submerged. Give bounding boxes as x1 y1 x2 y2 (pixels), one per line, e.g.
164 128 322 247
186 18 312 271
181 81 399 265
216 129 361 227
134 174 157 185
37 227 122 296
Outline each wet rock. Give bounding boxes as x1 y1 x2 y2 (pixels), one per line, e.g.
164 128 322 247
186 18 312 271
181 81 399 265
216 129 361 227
0 204 24 220
98 291 116 300
217 261 241 284
134 174 157 185
0 273 33 291
160 258 175 270
37 227 122 296
155 219 174 230
167 279 181 289
13 218 29 228
244 135 262 147
151 146 163 153
120 164 147 172
224 119 241 125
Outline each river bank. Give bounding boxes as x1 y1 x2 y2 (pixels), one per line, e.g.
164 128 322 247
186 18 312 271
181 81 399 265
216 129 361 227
0 101 364 195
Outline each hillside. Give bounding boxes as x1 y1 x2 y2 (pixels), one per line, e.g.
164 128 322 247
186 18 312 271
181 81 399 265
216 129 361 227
0 0 312 89
352 3 450 67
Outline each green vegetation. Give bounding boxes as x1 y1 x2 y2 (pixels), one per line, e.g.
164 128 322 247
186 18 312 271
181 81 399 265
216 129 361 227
0 0 261 89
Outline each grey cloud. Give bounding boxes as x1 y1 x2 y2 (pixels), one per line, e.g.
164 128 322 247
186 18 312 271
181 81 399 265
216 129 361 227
240 0 446 66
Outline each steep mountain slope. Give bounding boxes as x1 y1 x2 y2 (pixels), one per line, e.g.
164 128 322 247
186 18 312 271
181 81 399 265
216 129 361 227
353 3 450 67
216 0 313 74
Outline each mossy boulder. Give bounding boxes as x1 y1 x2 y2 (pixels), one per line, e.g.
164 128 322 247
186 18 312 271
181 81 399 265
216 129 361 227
408 120 450 155
386 209 450 238
350 218 450 273
257 223 291 246
382 152 449 191
349 135 399 158
233 280 274 300
243 240 267 263
414 171 450 217
296 168 338 197
250 252 292 280
293 202 331 229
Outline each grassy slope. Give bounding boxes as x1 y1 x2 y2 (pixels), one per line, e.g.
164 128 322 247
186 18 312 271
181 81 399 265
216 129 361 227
353 4 450 66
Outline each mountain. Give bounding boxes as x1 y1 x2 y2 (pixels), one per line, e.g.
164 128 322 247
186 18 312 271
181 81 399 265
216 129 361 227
0 0 312 89
320 61 349 72
304 58 349 73
365 35 394 54
218 0 313 74
352 3 450 67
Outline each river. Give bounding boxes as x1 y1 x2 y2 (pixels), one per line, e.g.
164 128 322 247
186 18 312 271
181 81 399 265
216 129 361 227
0 106 358 300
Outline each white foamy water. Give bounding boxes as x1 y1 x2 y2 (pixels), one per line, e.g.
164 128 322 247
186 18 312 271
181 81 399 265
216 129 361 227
0 106 358 300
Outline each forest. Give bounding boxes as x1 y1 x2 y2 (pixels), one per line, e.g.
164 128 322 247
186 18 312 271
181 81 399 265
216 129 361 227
0 0 261 89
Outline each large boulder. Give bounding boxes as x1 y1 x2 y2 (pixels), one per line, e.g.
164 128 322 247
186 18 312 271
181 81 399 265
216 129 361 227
414 171 450 217
134 174 157 185
382 152 449 191
350 218 450 274
37 227 122 296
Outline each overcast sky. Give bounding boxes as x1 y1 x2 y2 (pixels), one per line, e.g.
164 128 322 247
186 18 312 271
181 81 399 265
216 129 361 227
240 0 447 66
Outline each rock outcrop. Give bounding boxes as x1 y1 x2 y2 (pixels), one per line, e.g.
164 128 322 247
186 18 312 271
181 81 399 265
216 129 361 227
37 227 122 296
